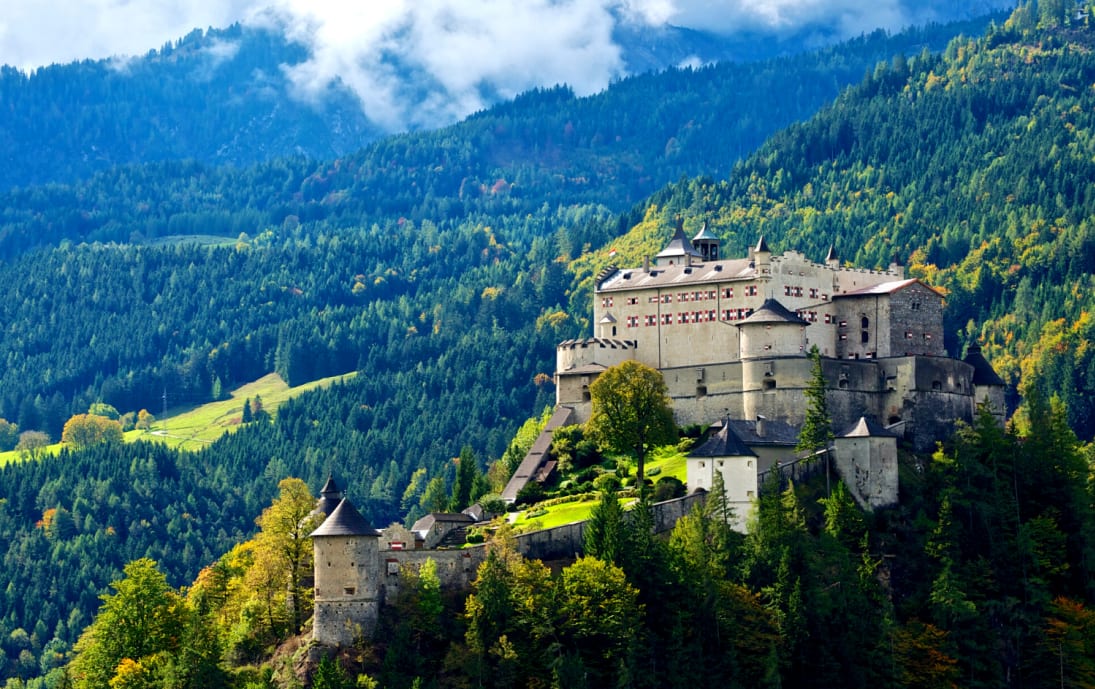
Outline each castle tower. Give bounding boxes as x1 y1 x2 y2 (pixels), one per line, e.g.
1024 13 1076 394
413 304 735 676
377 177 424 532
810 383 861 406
312 498 382 646
825 244 839 269
315 475 343 518
963 344 1006 424
736 299 809 423
832 417 899 509
686 419 757 533
654 218 703 267
752 235 771 275
691 221 721 262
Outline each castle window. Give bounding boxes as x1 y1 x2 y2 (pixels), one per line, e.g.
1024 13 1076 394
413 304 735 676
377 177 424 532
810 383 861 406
861 316 869 329
839 379 849 389
932 380 942 391
696 385 707 398
861 331 869 344
707 290 717 299
645 315 657 326
708 310 716 321
924 333 932 340
838 320 847 328
784 285 792 296
824 314 832 324
661 314 672 325
809 288 818 298
745 285 758 296
661 294 672 304
822 293 829 300
582 385 591 402
678 292 689 302
905 331 913 339
648 296 659 304
626 316 639 328
839 334 847 340
601 297 613 308
722 309 733 321
723 287 734 299
626 297 639 305
911 302 921 310
611 326 617 336
763 379 776 391
794 286 803 297
344 587 356 595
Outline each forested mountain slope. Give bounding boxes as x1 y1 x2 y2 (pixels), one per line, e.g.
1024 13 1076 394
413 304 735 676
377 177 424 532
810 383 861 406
0 12 1031 687
575 6 1095 440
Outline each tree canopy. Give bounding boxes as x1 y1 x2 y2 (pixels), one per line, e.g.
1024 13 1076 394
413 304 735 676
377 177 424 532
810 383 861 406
586 360 677 487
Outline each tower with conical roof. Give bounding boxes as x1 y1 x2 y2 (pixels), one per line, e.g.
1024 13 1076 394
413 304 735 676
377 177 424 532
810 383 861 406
691 221 721 262
963 344 1006 424
315 475 343 518
311 498 382 646
653 218 703 267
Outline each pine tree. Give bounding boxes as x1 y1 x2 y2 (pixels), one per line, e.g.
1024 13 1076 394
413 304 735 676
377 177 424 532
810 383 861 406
796 345 834 455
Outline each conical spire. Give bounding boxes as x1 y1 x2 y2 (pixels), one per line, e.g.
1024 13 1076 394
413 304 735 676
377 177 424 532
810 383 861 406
825 244 838 263
754 235 770 253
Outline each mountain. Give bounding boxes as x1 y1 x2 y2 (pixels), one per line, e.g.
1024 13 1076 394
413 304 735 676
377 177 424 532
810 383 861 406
5 9 1076 687
0 12 1004 194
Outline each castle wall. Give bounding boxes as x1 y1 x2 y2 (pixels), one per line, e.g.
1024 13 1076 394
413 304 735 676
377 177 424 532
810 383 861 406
379 549 484 603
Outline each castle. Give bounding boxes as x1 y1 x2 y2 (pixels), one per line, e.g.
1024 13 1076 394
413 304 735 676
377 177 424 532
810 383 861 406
546 223 1005 514
310 223 1007 646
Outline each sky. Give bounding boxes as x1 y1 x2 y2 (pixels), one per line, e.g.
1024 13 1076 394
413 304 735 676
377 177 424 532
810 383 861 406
0 0 1012 130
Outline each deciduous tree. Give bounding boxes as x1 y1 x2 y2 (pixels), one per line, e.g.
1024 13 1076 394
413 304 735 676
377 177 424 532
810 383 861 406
587 360 676 488
61 414 123 449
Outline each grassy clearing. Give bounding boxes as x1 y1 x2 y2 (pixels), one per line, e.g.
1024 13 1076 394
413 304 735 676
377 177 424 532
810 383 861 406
0 371 356 463
136 372 355 451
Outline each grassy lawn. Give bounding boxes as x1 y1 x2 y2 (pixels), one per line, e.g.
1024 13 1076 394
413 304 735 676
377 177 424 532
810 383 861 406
0 371 356 463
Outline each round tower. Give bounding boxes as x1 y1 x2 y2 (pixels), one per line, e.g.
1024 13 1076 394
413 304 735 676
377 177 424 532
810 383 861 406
311 498 382 647
736 299 810 422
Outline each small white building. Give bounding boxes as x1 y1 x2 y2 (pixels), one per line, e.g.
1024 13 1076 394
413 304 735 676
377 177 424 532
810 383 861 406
686 419 759 533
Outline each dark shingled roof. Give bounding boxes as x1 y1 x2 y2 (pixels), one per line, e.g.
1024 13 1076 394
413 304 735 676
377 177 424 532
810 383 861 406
726 418 800 446
735 298 809 327
316 475 343 517
838 416 898 439
963 344 1006 386
310 498 380 537
754 235 770 253
654 224 703 262
690 420 756 458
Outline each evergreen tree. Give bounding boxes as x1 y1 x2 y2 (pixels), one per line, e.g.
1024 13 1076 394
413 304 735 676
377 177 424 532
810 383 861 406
795 345 833 455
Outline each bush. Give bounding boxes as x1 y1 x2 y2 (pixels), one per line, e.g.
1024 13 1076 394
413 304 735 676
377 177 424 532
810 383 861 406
515 481 545 507
593 474 622 492
653 476 686 502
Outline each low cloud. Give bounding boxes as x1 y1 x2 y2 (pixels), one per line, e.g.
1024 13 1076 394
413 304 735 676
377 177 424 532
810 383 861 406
2 0 1014 130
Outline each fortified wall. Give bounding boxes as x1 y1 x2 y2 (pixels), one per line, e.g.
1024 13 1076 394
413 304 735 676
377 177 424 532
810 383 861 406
311 489 706 647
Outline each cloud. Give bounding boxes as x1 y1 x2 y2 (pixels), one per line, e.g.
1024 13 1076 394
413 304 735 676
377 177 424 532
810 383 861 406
258 0 629 131
0 0 1014 130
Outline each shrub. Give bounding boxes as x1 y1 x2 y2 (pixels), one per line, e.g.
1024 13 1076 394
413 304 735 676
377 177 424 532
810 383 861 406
653 476 686 502
593 474 622 492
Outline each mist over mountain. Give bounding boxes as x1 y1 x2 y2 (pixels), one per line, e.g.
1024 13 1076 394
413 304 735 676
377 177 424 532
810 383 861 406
0 1 1013 192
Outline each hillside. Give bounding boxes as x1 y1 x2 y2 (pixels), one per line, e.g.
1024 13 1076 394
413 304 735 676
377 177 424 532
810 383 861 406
2 10 1079 687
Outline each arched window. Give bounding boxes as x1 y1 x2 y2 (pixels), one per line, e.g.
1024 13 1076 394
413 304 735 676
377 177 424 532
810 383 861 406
861 316 870 328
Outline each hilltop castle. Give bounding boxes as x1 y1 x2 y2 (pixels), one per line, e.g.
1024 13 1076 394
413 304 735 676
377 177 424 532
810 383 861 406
545 223 1005 513
311 223 1008 646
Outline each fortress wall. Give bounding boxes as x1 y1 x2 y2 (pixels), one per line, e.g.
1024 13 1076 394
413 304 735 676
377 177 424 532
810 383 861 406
313 536 381 646
556 339 637 373
379 548 486 602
